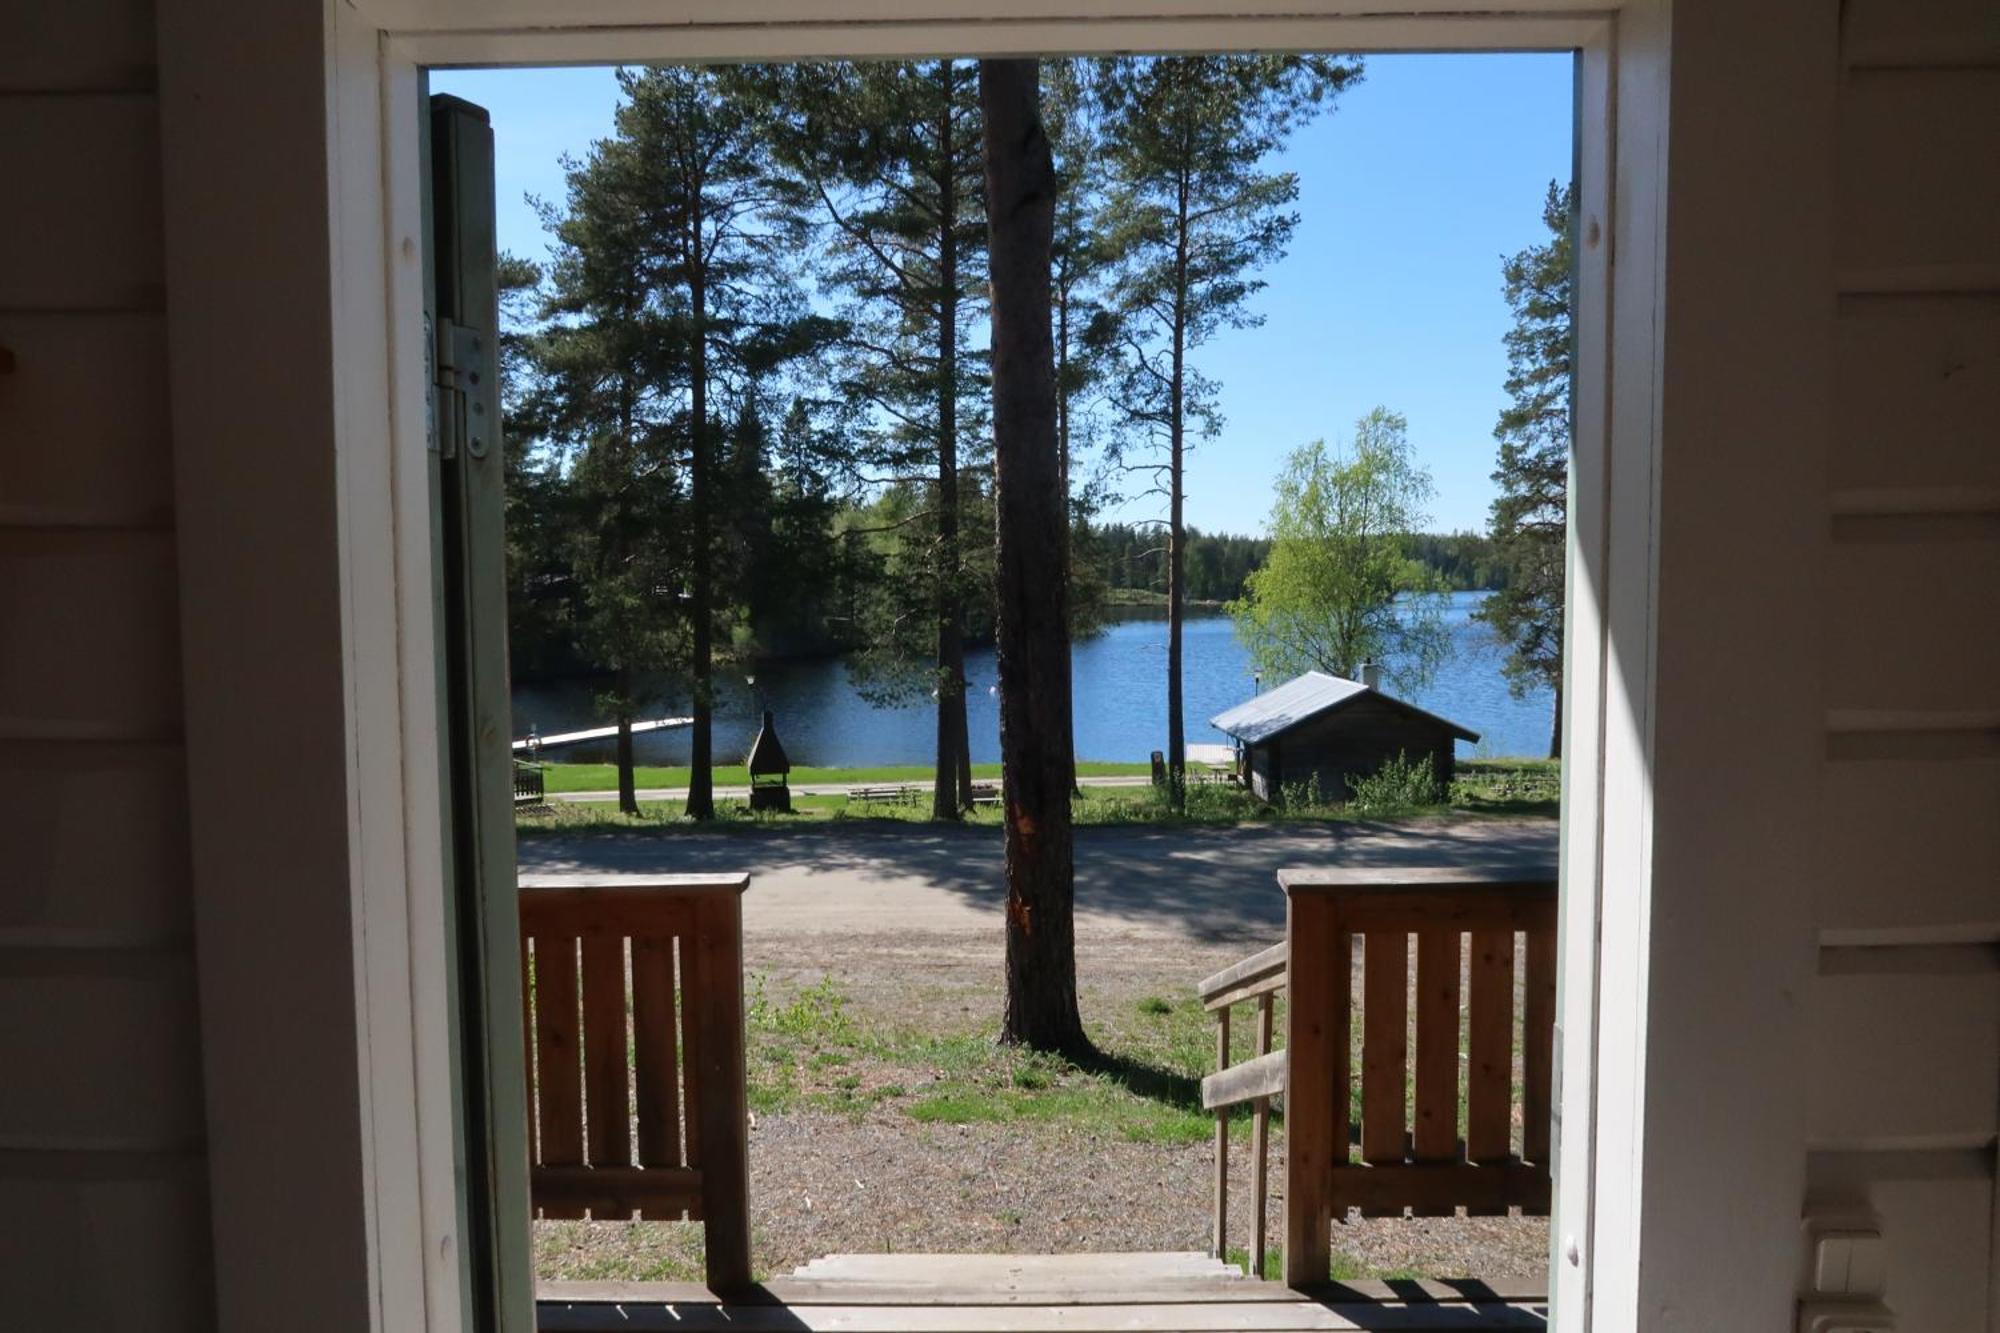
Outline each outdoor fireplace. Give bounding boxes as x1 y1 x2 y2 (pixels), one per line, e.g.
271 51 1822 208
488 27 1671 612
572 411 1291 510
746 709 792 812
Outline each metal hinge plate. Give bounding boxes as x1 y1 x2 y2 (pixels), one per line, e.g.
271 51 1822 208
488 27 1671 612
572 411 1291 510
433 315 491 460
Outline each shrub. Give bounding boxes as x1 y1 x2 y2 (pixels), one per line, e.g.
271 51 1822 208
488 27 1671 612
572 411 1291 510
1347 751 1444 814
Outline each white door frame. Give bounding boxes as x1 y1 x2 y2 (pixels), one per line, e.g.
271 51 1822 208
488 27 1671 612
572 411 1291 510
318 3 1664 1328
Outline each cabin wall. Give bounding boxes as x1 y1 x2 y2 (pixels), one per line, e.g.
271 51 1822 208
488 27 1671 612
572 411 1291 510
0 1 216 1328
1248 696 1459 803
1799 2 2000 1328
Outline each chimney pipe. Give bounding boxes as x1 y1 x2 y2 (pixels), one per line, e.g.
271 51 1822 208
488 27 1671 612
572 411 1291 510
1359 662 1382 691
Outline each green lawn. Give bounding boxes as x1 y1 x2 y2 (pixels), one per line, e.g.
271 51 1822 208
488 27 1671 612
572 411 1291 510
517 757 1557 836
536 759 1153 794
742 974 1261 1147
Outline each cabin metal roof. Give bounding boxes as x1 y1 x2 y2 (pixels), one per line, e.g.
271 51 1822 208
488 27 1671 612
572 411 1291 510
1209 670 1480 746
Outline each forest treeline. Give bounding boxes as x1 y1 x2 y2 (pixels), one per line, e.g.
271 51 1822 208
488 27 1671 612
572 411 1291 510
512 508 1506 679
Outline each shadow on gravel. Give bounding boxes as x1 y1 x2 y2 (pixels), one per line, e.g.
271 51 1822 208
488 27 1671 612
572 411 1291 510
516 817 1557 943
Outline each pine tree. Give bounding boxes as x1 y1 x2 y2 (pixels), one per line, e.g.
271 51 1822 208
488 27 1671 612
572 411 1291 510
982 58 1092 1057
614 68 829 819
1476 181 1574 758
1090 54 1360 807
735 60 990 820
516 119 686 814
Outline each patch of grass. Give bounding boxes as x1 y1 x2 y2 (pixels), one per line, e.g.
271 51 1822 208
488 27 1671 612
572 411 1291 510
731 971 1278 1144
1452 757 1561 817
1136 995 1174 1016
1226 1246 1283 1281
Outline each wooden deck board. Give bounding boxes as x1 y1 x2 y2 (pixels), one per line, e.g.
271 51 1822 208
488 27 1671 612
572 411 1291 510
538 1255 1548 1330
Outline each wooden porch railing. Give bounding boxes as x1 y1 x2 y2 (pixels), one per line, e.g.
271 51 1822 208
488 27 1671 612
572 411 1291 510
519 872 751 1291
1200 862 1558 1288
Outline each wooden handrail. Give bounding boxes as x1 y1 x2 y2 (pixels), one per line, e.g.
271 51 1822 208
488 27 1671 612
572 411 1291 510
1202 941 1286 1278
1197 942 1286 1011
1202 1049 1286 1110
519 872 752 1292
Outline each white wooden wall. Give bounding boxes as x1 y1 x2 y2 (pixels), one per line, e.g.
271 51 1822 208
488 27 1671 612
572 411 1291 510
1808 2 2000 1329
0 1 216 1329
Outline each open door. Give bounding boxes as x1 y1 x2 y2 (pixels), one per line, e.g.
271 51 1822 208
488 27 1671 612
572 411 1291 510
426 91 536 1330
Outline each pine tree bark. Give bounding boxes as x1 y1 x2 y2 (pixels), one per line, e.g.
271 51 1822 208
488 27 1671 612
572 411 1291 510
686 185 717 821
1549 679 1563 761
933 59 970 822
1164 158 1191 811
982 58 1090 1057
616 668 639 816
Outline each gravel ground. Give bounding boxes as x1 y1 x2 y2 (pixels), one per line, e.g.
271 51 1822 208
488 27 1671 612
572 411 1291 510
536 1108 1547 1282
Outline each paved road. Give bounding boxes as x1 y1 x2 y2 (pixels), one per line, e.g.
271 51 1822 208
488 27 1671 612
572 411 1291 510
516 817 1557 944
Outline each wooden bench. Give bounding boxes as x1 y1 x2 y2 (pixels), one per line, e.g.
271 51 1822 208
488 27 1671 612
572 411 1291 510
848 784 922 804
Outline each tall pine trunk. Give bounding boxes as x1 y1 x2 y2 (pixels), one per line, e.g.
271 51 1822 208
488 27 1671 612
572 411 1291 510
616 668 639 816
1164 160 1191 811
1549 679 1563 760
932 60 971 821
982 58 1089 1057
686 190 716 821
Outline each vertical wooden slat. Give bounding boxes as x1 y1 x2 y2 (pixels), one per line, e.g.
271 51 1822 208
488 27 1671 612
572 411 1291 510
1466 927 1516 1167
631 933 682 1172
580 934 630 1177
1413 928 1462 1168
689 892 751 1292
1522 924 1558 1167
1251 992 1274 1280
532 933 584 1218
1282 891 1343 1288
1213 1006 1231 1261
1360 929 1410 1175
678 935 703 1175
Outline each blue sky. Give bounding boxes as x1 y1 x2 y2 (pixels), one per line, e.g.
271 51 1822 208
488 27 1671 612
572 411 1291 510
433 53 1572 535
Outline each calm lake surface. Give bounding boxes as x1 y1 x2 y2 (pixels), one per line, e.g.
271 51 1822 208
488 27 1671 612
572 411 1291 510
512 590 1556 767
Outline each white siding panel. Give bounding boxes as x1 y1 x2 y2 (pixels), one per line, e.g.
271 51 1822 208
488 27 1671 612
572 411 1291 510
0 97 163 311
0 1164 212 1330
0 964 204 1150
0 530 181 739
1808 973 2000 1149
1833 295 2000 494
1824 535 2000 713
1838 70 2000 275
0 743 191 946
1869 1173 1993 1333
1820 759 2000 934
0 0 155 92
0 314 174 526
1844 0 2000 69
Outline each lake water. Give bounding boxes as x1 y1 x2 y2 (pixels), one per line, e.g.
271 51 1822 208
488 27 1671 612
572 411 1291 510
512 590 1556 766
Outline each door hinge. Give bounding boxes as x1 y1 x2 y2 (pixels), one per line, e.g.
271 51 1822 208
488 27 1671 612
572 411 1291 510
433 315 492 460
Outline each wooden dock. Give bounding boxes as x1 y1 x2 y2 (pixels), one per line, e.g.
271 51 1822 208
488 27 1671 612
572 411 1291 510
537 1253 1549 1330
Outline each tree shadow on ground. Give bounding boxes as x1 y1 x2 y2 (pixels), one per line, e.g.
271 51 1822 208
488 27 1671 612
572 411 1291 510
518 817 1558 944
1073 1045 1206 1113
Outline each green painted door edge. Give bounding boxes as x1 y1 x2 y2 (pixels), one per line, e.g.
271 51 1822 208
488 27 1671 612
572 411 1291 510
428 89 538 1333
